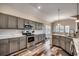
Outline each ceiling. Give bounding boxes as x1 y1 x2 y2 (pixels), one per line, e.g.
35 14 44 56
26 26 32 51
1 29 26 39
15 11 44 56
0 3 78 23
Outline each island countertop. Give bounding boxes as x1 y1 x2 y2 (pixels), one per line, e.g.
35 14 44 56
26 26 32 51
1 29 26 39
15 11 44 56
52 33 79 56
73 38 79 56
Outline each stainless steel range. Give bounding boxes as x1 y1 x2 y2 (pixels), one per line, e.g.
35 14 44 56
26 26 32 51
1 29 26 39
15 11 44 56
22 25 35 48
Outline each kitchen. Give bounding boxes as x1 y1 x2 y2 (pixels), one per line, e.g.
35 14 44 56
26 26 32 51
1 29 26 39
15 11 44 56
0 3 79 56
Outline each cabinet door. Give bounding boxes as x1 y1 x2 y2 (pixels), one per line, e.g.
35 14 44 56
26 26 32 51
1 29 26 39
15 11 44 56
0 13 8 29
24 19 29 25
9 38 19 53
43 34 46 40
35 22 38 30
34 35 39 44
8 15 17 29
37 23 40 30
38 23 41 30
38 23 42 30
29 21 35 30
18 18 24 29
20 36 26 49
32 21 35 30
38 34 42 42
40 23 43 30
41 34 44 41
65 38 71 54
0 39 9 56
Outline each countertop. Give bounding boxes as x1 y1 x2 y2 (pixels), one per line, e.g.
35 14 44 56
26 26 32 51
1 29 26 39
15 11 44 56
0 34 26 39
73 38 79 56
52 33 79 56
52 34 73 39
0 33 45 40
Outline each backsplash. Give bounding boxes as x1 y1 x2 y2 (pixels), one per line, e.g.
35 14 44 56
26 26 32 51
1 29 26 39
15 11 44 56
0 29 22 35
0 29 45 36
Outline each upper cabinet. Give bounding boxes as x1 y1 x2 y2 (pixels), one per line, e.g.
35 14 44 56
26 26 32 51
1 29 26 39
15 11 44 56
0 13 44 30
18 18 24 29
24 19 29 25
35 22 38 30
38 23 42 30
8 15 17 29
0 13 8 29
29 21 35 30
35 22 43 30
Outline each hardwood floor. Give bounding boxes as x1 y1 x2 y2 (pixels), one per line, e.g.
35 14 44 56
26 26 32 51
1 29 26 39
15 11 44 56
10 39 69 56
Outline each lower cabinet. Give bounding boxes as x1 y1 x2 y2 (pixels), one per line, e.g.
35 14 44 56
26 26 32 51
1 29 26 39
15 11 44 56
0 39 9 56
42 34 45 41
0 36 27 56
34 34 46 44
65 38 72 54
38 35 41 42
34 35 39 44
9 38 20 53
20 36 26 49
60 36 66 50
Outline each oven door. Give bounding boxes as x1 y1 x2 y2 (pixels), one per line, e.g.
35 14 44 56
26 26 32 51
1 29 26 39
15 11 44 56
27 36 35 48
28 36 34 43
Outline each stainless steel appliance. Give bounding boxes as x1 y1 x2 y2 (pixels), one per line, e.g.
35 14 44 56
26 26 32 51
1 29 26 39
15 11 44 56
22 25 35 49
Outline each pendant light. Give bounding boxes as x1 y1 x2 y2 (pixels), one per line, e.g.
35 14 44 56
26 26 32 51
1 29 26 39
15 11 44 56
57 8 61 33
57 8 61 26
75 3 79 22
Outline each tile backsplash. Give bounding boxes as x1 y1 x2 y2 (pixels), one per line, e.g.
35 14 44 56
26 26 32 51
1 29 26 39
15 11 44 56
0 29 45 36
0 29 22 35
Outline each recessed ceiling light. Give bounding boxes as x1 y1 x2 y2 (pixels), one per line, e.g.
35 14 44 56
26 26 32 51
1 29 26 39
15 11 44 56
37 6 41 9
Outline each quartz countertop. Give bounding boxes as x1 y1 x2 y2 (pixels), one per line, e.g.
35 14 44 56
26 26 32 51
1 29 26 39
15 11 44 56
0 34 25 39
52 33 79 56
52 34 73 39
73 38 79 56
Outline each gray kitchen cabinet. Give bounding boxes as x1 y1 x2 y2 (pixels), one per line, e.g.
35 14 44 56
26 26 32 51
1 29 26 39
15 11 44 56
20 36 26 49
18 18 24 29
65 38 72 54
43 34 46 40
32 21 35 30
35 22 38 30
34 35 39 44
0 39 9 56
38 23 42 30
41 34 43 41
9 38 20 53
29 20 32 26
24 19 29 25
29 21 35 30
38 23 43 30
37 23 40 30
8 15 17 29
38 23 41 30
38 34 42 42
55 36 60 46
41 23 43 30
0 13 8 29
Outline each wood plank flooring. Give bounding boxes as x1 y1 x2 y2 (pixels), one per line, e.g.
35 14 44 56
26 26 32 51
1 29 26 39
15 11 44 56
10 39 69 56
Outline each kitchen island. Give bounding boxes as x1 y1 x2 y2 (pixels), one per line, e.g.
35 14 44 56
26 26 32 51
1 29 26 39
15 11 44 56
52 34 77 56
